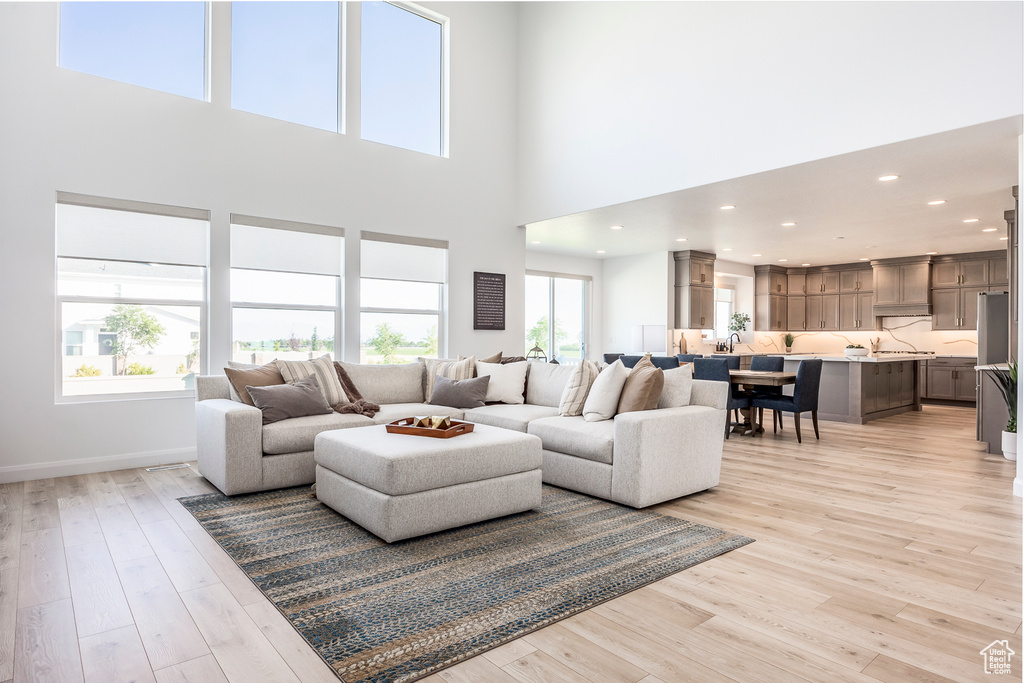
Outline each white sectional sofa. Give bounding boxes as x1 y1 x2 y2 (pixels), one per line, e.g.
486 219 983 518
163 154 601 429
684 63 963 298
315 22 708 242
194 359 728 508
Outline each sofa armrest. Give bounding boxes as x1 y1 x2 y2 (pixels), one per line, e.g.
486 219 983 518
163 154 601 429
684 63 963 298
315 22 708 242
195 398 264 495
196 375 231 402
610 405 725 508
690 379 728 410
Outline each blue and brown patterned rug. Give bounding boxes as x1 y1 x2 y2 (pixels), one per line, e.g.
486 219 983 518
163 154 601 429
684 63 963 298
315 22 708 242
178 485 753 683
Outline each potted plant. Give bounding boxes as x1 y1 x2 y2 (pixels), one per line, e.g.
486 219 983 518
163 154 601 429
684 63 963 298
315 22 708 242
845 344 869 357
729 313 750 333
783 333 794 353
987 359 1017 461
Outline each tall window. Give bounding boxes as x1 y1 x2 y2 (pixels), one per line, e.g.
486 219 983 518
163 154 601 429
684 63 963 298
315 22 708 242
59 2 207 100
525 273 588 364
230 217 344 365
360 235 446 364
714 287 735 340
56 194 208 399
361 2 446 156
231 2 342 132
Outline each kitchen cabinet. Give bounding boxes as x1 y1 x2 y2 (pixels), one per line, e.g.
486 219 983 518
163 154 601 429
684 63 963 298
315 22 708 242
807 271 841 294
861 361 916 414
932 286 987 330
839 292 874 330
932 259 988 288
872 257 932 315
788 272 806 295
921 358 977 403
839 268 871 293
674 250 715 329
768 271 787 295
787 296 807 331
990 256 1008 287
805 294 839 330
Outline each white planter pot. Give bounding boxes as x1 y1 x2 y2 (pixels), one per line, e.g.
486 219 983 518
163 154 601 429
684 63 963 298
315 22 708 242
845 347 869 357
1001 430 1017 461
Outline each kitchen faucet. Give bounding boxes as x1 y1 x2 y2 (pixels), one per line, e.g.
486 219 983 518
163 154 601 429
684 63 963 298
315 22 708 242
728 332 741 353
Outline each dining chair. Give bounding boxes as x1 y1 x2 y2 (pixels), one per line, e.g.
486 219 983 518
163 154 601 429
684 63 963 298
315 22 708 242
693 358 747 439
710 354 746 427
710 354 741 370
751 358 823 443
676 354 703 363
620 355 680 370
749 356 785 431
603 353 623 365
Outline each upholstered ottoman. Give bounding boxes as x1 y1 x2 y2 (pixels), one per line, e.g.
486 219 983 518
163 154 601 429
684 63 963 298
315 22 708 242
313 423 543 542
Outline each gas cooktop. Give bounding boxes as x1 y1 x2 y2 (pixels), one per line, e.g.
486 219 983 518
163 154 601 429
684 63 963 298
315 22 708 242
874 350 935 355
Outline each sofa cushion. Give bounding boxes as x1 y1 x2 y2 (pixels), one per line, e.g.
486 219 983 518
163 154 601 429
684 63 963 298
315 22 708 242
369 403 466 425
559 360 600 417
476 361 528 404
526 362 576 407
421 356 475 401
659 364 694 408
429 374 490 409
583 360 630 422
528 416 615 465
262 412 375 455
463 404 559 432
617 356 665 413
277 354 348 408
224 361 284 406
247 375 334 425
337 361 424 405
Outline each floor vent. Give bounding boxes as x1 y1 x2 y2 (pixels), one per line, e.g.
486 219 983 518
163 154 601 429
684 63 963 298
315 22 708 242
145 463 191 472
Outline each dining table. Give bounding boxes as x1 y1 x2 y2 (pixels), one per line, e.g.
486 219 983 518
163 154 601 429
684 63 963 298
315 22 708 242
728 369 797 436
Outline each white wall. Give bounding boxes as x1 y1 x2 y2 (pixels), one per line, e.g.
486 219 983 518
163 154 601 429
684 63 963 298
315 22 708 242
525 250 604 361
517 1 1023 224
0 2 521 480
601 252 673 357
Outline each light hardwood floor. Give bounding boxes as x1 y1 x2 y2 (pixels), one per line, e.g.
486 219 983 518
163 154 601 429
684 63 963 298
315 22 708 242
1 405 1020 683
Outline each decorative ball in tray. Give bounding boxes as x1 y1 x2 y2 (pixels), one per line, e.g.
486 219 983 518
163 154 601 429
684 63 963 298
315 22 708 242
385 416 475 438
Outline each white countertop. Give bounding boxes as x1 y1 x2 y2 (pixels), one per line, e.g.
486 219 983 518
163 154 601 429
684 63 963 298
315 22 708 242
768 353 934 363
977 363 1010 371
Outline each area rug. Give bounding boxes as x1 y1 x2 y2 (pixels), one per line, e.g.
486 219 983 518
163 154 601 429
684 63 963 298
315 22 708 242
178 485 753 683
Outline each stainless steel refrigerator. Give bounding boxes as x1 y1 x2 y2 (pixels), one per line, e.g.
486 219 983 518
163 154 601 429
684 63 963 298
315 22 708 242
977 291 1009 366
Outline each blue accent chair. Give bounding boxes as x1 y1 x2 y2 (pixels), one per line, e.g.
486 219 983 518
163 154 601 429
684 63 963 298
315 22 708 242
749 356 785 431
676 354 704 363
752 359 823 443
620 355 680 370
693 358 747 439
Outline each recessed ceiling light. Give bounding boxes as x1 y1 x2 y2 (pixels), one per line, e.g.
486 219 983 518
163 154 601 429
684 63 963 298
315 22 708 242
722 248 733 251
675 238 687 242
778 259 788 262
715 272 725 277
752 254 761 257
983 228 998 232
964 218 980 223
596 250 606 254
530 240 541 244
926 251 937 255
610 225 624 230
859 258 870 261
720 205 735 210
781 222 796 227
999 236 1009 241
801 263 811 266
928 200 946 205
878 174 899 182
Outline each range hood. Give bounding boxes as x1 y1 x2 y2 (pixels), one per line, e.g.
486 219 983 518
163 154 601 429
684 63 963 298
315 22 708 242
873 303 932 317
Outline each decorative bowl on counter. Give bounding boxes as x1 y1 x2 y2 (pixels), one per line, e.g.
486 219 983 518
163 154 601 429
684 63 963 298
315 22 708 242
845 345 869 357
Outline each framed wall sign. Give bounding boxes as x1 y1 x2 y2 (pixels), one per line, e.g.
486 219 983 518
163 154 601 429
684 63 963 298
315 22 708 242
473 272 506 330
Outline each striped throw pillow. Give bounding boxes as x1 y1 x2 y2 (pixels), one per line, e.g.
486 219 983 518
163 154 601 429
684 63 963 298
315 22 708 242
276 354 348 408
422 356 475 402
558 360 600 417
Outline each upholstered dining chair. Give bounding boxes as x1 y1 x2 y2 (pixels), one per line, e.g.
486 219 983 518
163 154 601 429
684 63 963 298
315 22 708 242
676 354 704 363
693 358 747 439
751 358 823 444
710 354 741 369
749 355 785 431
619 355 680 370
603 353 623 365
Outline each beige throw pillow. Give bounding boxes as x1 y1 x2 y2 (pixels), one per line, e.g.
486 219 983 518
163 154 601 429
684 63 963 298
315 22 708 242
559 360 600 417
659 363 694 408
460 351 502 365
582 360 630 422
421 356 475 401
617 356 666 413
276 354 348 408
224 362 284 406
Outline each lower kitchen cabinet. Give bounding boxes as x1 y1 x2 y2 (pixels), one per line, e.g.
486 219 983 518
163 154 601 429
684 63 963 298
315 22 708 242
920 358 977 403
861 361 916 414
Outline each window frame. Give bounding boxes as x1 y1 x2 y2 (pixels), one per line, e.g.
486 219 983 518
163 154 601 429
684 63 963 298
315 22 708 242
358 232 448 362
713 285 736 341
360 1 450 157
525 270 590 365
55 194 210 404
228 215 346 365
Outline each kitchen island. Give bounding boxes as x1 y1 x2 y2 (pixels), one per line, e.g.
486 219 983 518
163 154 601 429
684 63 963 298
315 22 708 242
766 353 925 424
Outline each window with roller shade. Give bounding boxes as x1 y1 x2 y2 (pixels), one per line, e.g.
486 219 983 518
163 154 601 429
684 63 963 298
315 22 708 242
359 235 447 363
230 216 344 365
56 193 209 400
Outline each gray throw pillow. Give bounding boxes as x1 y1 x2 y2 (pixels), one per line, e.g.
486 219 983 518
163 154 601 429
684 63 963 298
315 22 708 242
246 374 334 425
428 374 490 409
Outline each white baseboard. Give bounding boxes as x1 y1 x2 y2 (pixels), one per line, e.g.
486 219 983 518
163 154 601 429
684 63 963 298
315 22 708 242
0 447 198 484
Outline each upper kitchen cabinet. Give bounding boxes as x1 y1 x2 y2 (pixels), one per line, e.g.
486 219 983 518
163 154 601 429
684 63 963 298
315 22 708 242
839 267 872 293
787 272 807 296
807 270 841 294
929 250 1010 331
872 256 932 316
754 265 788 331
674 250 715 329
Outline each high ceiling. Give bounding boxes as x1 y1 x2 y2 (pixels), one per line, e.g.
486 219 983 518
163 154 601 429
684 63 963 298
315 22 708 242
523 118 1021 266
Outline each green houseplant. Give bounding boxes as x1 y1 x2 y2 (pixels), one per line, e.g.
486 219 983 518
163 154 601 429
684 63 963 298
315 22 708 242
987 359 1017 461
728 313 750 333
783 333 795 353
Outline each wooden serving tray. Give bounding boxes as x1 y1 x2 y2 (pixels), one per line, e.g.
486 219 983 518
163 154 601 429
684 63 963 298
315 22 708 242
385 417 475 438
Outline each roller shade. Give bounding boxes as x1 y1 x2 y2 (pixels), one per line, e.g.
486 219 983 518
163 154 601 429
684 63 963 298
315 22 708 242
56 203 208 267
361 239 446 283
231 224 344 276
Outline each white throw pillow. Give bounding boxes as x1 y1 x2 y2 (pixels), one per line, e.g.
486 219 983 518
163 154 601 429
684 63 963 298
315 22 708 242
559 360 600 417
582 360 630 422
475 361 528 404
658 363 694 408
